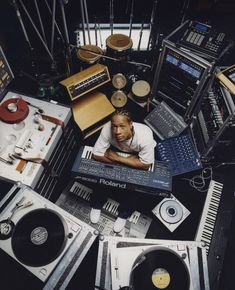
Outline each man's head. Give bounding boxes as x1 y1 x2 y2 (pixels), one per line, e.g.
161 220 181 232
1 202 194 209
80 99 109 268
111 109 133 142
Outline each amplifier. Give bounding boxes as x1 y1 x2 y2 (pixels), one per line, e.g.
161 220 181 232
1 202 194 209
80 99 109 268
71 146 172 197
59 63 110 101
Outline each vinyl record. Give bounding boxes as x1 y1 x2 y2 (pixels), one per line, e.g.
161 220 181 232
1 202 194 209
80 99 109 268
11 209 68 267
131 247 190 290
0 98 29 124
159 200 183 224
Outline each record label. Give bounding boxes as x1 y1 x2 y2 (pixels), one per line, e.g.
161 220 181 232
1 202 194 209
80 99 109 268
152 268 170 289
131 247 190 290
30 226 48 245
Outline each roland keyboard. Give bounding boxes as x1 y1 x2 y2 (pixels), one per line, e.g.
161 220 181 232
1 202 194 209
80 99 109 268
71 146 172 197
195 178 235 290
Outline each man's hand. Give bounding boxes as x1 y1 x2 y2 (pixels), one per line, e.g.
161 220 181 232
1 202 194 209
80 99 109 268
104 149 120 162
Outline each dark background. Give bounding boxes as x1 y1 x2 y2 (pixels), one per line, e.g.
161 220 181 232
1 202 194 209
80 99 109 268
1 1 235 290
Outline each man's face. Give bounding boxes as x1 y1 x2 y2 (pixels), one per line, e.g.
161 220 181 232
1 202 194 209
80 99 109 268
111 115 132 142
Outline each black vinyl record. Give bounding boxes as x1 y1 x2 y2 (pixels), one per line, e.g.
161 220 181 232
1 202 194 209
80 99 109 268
11 208 68 267
131 247 190 290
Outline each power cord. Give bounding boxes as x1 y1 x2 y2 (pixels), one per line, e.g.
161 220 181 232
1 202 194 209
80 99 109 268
181 166 213 192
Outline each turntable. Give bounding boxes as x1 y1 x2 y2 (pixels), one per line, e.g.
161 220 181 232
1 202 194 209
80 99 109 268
0 184 98 288
95 236 210 290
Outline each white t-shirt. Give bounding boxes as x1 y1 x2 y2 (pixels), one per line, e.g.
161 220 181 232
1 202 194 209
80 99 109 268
93 121 156 164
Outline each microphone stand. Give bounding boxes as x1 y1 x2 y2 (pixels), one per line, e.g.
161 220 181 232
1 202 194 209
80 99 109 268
147 0 158 51
83 0 91 44
79 0 86 45
33 0 47 45
109 0 114 35
18 0 55 66
9 0 37 75
59 0 72 76
129 0 134 38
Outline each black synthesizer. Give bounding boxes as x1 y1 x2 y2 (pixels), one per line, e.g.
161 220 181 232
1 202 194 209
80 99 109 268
195 176 235 290
71 146 172 197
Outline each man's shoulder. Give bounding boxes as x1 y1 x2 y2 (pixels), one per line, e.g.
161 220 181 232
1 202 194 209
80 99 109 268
101 121 111 133
133 122 153 133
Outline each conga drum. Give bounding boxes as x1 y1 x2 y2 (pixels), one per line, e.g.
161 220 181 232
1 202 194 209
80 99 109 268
77 44 103 69
111 90 128 108
131 80 151 103
106 34 133 61
112 73 127 89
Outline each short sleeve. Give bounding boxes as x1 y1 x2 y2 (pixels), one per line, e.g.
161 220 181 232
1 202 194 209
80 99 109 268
138 127 156 164
92 123 111 156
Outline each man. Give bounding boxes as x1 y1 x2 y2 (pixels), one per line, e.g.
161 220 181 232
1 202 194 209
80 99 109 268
90 109 156 232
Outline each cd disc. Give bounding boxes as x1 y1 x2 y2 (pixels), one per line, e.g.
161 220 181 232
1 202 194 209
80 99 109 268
11 209 68 267
159 200 183 224
131 247 190 290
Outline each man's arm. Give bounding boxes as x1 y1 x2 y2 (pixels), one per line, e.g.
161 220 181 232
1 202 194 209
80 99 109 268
104 149 151 170
92 153 114 164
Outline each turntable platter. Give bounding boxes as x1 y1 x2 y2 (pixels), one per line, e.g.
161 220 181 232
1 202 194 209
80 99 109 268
131 247 190 290
11 209 68 267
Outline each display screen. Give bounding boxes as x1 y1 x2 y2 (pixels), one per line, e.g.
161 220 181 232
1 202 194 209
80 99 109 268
166 54 201 79
194 23 209 32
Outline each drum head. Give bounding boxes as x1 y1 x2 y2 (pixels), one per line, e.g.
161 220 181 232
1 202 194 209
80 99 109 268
111 90 127 108
77 44 103 63
112 73 127 89
132 80 150 97
106 34 133 51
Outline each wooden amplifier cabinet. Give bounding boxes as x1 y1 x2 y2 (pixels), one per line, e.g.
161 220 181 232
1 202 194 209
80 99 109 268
72 91 115 139
59 64 110 101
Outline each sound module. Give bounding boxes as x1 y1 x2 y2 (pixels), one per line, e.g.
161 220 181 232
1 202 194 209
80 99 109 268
151 41 213 121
